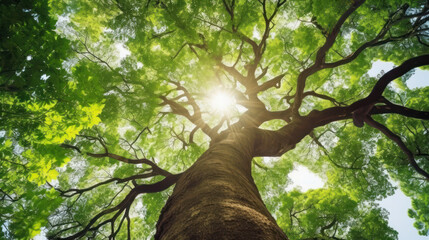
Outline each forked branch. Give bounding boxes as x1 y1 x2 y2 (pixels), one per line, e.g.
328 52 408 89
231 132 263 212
306 54 429 127
52 174 181 240
160 95 216 139
293 0 365 114
292 2 429 115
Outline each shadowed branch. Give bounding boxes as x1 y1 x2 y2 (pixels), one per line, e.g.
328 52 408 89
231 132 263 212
52 174 180 239
293 0 365 114
365 116 429 181
61 135 171 177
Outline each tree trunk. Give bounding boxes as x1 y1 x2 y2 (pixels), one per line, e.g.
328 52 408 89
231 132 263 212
155 131 288 239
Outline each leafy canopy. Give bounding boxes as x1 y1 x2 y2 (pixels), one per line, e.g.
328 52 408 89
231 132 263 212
1 0 429 239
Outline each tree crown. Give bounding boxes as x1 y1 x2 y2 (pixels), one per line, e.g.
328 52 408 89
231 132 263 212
1 0 429 239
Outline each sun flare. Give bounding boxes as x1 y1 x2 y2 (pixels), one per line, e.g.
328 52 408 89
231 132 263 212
210 91 235 112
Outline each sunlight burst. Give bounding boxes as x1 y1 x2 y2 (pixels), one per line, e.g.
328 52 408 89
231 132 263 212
210 91 235 112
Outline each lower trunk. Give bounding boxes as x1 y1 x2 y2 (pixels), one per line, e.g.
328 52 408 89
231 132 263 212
155 131 287 240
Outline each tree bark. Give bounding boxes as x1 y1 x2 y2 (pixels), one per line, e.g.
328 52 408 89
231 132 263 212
155 130 288 240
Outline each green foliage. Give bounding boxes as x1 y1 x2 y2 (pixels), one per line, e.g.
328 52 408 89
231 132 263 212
275 189 397 240
0 0 106 238
2 0 429 239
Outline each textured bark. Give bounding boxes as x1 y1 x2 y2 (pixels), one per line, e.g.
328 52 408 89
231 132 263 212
155 131 288 240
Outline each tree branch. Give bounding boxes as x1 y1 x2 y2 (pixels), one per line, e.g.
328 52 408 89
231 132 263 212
160 95 215 139
54 173 157 198
371 101 429 121
74 39 131 88
249 73 285 94
365 116 429 180
60 142 171 176
293 0 365 115
54 174 181 239
304 54 429 127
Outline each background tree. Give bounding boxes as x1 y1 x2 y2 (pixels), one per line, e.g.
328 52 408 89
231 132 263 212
2 0 429 239
1 0 104 238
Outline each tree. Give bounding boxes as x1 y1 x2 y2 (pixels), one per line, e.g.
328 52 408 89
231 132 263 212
2 0 429 239
1 0 104 238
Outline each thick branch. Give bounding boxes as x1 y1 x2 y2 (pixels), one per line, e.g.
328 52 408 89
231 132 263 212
306 54 429 127
255 53 429 156
249 73 285 94
371 102 429 120
366 55 429 101
291 2 429 115
218 62 254 88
